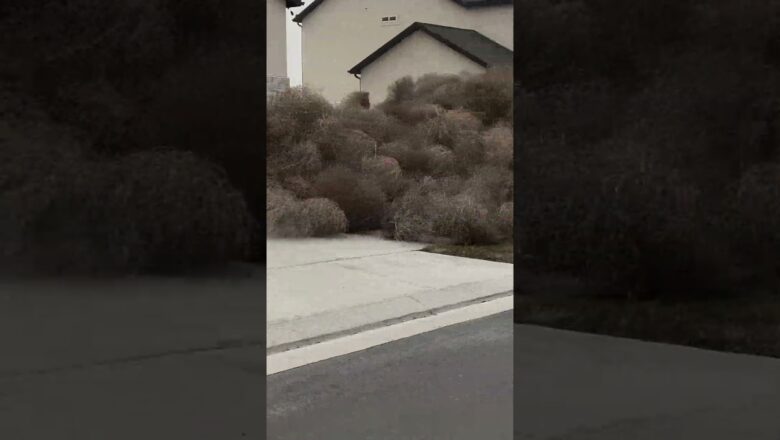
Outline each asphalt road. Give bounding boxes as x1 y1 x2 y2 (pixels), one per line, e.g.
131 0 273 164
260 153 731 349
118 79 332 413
515 324 780 439
267 311 514 440
0 274 267 440
0 346 266 439
7 270 777 440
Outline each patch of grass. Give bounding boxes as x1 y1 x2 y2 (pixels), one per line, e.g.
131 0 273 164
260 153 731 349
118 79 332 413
517 293 780 358
423 241 514 264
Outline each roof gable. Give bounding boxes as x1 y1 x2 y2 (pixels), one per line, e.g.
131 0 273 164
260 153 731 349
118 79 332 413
293 0 512 23
347 22 512 74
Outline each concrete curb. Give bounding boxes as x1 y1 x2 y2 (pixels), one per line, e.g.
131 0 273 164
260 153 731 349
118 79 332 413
267 296 514 375
267 275 513 353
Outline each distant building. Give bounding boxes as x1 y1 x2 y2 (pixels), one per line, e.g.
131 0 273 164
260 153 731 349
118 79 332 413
349 22 512 105
294 0 513 104
268 0 304 98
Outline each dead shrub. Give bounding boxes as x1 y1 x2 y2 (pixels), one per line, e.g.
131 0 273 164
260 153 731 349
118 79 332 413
432 193 501 245
464 165 514 207
497 202 514 238
386 179 501 245
446 109 483 131
267 140 322 179
385 76 416 104
453 131 486 171
378 141 432 175
312 118 377 167
381 101 442 125
4 149 253 275
386 184 439 242
339 129 377 165
425 175 467 197
267 86 333 147
341 91 370 110
361 155 402 178
520 139 732 296
313 166 387 231
424 109 482 147
414 70 512 122
264 72 514 246
431 80 467 110
415 73 463 100
483 124 514 169
425 144 457 176
267 184 294 211
267 188 348 238
335 107 405 143
361 155 406 198
462 68 513 125
267 186 310 237
299 198 348 236
104 150 254 272
281 175 316 199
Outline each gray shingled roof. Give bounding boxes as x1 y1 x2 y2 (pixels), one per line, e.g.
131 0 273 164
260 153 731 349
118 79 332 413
348 22 512 75
294 0 512 23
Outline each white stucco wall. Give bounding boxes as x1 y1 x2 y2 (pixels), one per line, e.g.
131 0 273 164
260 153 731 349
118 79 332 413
360 30 485 105
301 0 512 104
267 0 289 96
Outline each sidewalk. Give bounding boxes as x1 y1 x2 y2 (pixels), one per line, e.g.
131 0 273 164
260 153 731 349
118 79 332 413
266 234 513 352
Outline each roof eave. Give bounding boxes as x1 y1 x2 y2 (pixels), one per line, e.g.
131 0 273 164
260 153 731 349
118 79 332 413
348 23 491 75
293 0 324 23
348 22 424 74
424 29 489 69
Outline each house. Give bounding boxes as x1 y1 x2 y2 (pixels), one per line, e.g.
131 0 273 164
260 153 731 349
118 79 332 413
293 0 513 104
349 22 513 104
268 0 305 98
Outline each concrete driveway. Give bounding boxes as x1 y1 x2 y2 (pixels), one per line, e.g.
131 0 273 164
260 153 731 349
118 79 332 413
266 234 513 352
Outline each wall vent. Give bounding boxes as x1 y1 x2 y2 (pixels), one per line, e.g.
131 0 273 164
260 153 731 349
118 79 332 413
381 15 399 26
